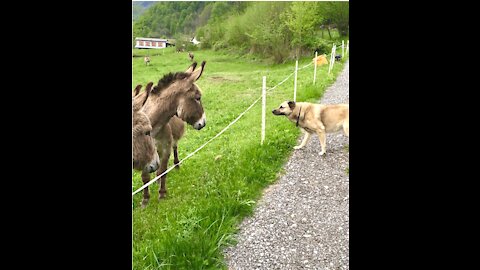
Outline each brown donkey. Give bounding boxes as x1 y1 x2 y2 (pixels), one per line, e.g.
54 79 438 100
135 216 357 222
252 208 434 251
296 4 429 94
132 84 159 173
138 61 207 207
133 85 185 170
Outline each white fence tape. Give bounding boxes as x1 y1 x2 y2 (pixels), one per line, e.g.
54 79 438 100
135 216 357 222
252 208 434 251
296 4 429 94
133 95 263 196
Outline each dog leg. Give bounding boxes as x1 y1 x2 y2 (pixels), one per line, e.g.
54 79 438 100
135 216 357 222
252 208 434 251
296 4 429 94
316 131 327 155
294 131 311 150
343 120 349 137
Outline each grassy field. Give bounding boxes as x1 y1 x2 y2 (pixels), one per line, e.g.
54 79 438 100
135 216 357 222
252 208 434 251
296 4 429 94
132 47 347 269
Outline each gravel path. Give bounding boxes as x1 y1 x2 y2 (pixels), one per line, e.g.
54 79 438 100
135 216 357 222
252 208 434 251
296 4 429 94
224 61 349 270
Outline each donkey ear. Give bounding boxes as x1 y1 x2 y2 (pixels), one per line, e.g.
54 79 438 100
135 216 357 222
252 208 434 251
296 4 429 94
185 62 198 73
145 82 154 93
133 83 152 110
288 101 296 109
133 84 142 97
189 61 206 82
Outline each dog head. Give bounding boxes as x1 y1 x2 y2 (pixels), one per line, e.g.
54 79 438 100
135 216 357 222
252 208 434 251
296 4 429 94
272 101 296 116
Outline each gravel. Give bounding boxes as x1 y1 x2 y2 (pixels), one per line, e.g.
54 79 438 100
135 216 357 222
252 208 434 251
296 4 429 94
224 61 349 270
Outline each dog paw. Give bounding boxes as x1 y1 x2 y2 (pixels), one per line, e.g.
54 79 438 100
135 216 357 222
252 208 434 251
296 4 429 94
319 151 326 156
294 146 303 150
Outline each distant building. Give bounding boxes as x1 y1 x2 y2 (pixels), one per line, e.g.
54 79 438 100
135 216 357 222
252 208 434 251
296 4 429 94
135 37 173 49
190 37 201 45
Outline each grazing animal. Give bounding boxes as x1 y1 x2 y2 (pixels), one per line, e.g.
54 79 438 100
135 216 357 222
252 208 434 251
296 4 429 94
272 101 349 156
132 85 159 173
133 85 185 170
144 55 151 65
136 61 207 207
313 54 329 66
335 54 342 61
188 51 194 61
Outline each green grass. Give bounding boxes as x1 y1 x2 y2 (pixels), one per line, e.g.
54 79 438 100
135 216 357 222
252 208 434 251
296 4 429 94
132 48 348 269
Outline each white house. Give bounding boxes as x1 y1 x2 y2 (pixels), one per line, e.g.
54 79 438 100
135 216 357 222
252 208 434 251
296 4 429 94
190 37 201 45
135 37 168 49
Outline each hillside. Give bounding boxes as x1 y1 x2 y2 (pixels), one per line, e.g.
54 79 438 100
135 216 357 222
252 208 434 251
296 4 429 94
133 2 209 39
133 1 348 63
132 1 155 22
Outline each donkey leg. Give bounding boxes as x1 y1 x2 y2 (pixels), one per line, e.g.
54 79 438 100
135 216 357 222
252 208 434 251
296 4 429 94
140 170 151 208
157 147 171 199
157 161 167 199
173 144 180 169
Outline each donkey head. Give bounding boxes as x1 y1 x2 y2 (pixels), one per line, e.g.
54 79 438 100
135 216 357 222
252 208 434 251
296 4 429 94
132 83 160 173
146 61 207 130
176 61 206 130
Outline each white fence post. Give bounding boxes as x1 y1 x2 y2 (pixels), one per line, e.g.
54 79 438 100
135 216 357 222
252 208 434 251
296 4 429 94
261 76 266 145
333 45 337 70
342 40 345 59
313 51 318 85
328 44 336 74
293 60 298 102
328 46 333 74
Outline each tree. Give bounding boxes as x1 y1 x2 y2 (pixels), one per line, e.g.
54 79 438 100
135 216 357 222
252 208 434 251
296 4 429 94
318 2 349 37
283 1 323 57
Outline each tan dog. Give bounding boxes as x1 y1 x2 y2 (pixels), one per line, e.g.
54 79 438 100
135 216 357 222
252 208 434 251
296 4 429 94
272 101 349 155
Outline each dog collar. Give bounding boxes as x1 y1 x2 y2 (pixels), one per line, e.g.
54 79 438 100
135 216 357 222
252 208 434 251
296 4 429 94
296 106 302 127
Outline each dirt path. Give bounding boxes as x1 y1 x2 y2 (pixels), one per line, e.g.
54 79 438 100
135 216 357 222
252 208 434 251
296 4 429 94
224 61 349 270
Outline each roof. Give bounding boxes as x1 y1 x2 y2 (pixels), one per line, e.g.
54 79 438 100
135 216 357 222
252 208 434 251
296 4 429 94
135 37 168 42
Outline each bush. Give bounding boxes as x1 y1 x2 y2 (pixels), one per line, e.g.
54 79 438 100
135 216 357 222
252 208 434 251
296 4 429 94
310 38 333 55
212 40 228 51
185 43 199 52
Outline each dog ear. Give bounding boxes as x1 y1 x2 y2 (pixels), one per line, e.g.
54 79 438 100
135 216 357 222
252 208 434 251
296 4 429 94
288 101 296 109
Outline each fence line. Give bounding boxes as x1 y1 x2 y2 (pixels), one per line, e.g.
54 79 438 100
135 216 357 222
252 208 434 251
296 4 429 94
267 61 313 93
133 95 263 196
133 44 348 196
133 65 299 196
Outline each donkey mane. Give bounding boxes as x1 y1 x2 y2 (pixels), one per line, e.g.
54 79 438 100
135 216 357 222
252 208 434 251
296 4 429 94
152 72 190 94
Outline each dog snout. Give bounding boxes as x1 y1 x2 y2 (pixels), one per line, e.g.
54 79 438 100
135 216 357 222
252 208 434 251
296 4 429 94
272 109 282 115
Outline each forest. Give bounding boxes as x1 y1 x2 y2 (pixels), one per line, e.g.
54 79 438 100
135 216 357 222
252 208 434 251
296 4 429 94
133 1 349 63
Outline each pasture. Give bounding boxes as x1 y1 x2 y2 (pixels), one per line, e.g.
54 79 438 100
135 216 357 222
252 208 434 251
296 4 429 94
132 47 347 269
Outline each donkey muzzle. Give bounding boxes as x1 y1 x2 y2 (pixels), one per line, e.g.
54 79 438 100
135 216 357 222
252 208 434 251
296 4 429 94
193 113 206 130
146 160 159 173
